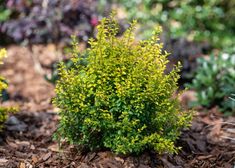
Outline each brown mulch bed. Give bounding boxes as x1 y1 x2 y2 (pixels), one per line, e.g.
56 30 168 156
0 45 234 168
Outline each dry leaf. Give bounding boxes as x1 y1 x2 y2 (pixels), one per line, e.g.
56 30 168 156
15 140 30 146
30 145 35 150
32 155 38 164
201 116 213 125
114 157 124 164
211 119 223 137
48 143 59 152
19 162 26 168
42 152 52 161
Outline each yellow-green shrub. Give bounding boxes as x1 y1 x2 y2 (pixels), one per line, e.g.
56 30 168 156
0 48 17 130
0 49 8 129
54 15 192 155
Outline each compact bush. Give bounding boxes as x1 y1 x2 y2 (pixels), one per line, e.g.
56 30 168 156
54 15 192 155
0 48 17 130
187 52 235 115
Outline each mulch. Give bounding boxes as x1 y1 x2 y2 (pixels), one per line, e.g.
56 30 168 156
0 45 234 168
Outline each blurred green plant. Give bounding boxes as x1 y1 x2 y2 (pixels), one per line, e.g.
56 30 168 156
230 94 235 102
187 52 235 115
105 0 235 48
0 0 11 22
53 15 192 155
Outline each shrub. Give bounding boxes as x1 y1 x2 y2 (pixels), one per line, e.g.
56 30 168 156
187 52 235 115
0 48 17 130
54 15 192 155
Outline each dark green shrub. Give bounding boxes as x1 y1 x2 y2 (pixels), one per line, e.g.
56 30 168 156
187 52 235 115
54 15 192 155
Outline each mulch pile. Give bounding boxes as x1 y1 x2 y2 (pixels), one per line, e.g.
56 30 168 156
0 46 234 168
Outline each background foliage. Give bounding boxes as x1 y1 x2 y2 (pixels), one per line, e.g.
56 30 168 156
0 0 99 44
187 51 235 115
105 0 235 49
0 0 11 22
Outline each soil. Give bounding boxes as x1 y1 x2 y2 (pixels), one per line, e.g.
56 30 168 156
0 45 234 168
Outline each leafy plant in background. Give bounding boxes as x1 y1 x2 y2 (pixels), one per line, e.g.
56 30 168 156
187 52 235 115
230 94 235 116
0 49 17 130
0 0 11 22
105 0 235 49
54 15 192 155
230 94 235 102
168 0 235 48
0 0 99 45
229 94 235 111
